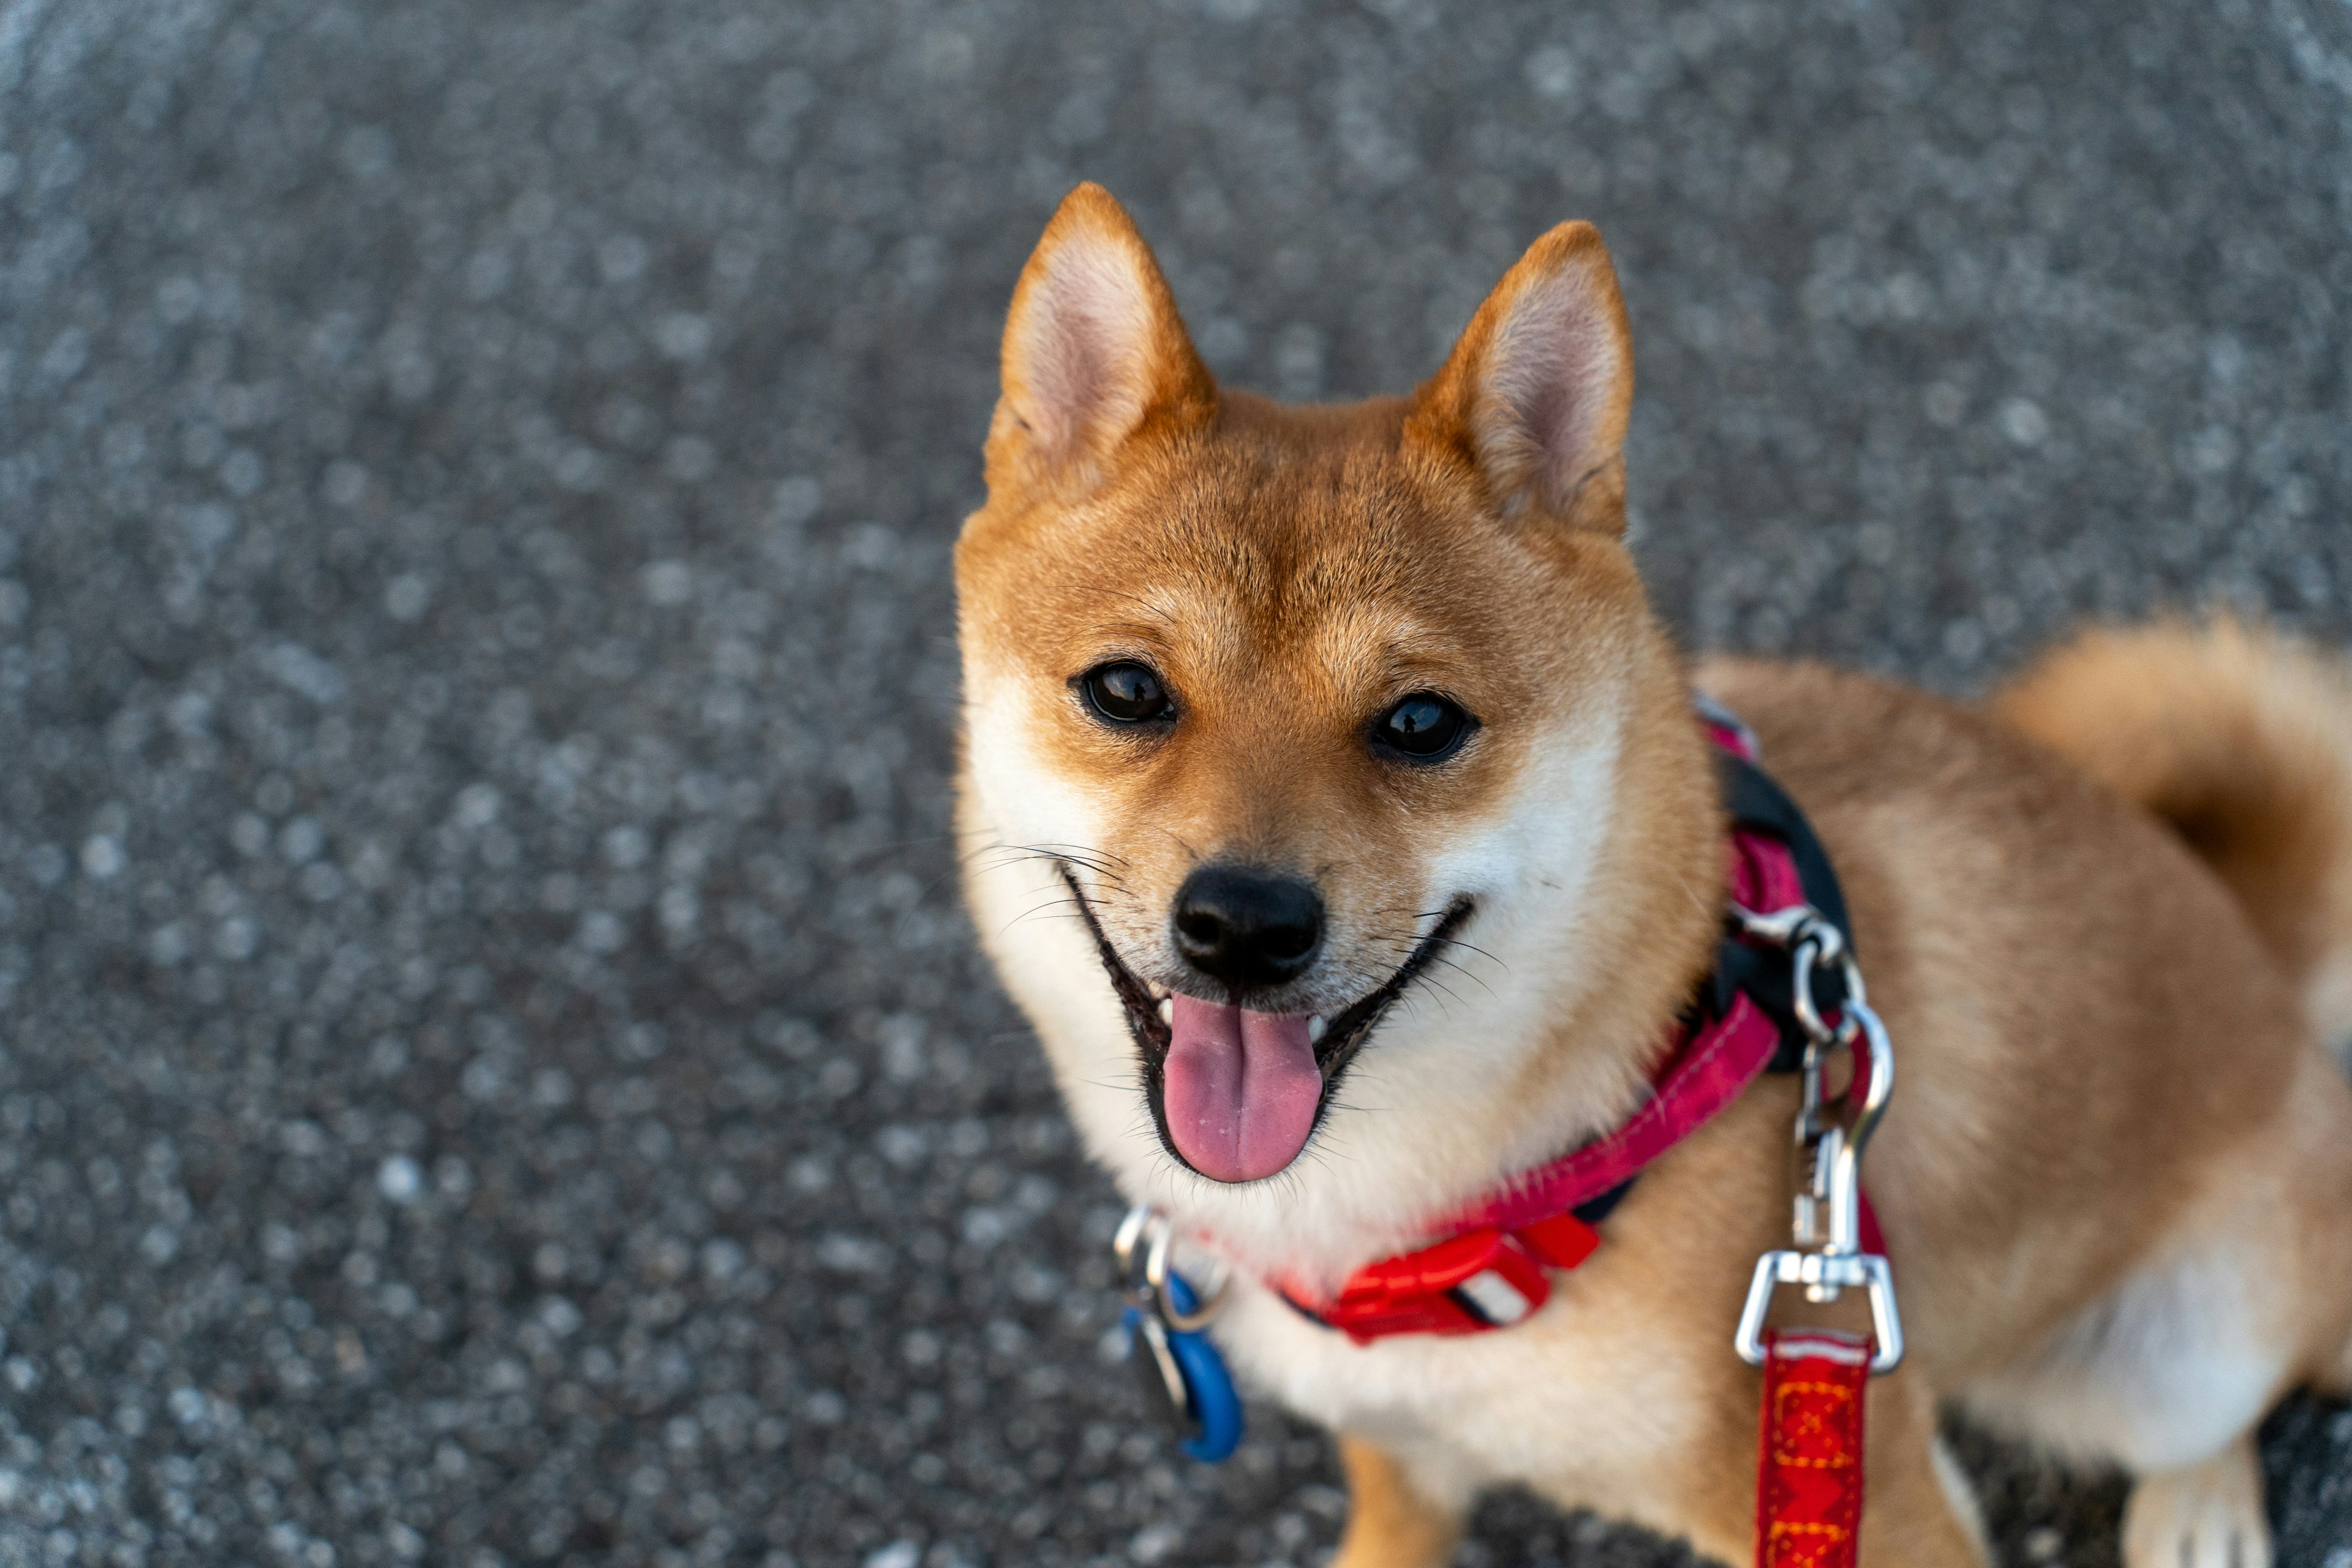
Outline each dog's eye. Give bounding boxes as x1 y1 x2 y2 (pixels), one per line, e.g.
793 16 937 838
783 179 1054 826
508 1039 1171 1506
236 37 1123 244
1373 693 1474 761
1080 662 1175 725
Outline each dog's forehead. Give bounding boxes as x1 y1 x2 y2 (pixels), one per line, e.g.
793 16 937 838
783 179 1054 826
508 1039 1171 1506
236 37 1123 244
1071 429 1500 666
958 392 1618 718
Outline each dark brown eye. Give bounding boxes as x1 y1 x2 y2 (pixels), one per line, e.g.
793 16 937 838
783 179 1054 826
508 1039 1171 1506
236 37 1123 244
1079 662 1174 725
1373 693 1473 761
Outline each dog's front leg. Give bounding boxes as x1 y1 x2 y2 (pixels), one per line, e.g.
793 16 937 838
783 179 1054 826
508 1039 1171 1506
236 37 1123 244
1851 1373 1993 1568
1332 1436 1468 1568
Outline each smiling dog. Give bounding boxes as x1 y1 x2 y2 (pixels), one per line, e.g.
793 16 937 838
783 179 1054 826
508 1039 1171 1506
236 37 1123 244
954 183 2352 1567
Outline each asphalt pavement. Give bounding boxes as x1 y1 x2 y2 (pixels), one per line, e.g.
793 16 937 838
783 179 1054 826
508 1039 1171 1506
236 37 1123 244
3 0 2351 1564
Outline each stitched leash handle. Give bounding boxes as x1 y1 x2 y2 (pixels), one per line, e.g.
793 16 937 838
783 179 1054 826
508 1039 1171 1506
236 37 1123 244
1756 1329 1872 1567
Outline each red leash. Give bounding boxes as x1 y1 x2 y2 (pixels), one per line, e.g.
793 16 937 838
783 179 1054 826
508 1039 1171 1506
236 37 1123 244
1756 1329 1873 1567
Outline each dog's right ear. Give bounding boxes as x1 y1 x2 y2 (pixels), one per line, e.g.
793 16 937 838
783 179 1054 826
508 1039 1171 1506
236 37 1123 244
987 184 1217 500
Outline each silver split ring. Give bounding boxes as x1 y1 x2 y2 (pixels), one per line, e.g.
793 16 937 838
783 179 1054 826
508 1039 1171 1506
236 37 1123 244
1114 1204 1227 1332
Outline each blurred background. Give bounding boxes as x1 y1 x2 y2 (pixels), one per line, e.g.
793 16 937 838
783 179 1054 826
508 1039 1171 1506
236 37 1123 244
4 0 2351 1564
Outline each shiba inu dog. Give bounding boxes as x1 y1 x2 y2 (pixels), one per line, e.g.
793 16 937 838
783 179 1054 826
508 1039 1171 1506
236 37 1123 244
953 183 2352 1567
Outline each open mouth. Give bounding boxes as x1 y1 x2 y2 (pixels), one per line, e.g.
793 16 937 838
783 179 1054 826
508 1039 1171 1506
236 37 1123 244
1058 864 1475 1185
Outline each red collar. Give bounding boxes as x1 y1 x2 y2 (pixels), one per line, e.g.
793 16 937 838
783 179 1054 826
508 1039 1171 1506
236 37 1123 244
1280 720 1880 1343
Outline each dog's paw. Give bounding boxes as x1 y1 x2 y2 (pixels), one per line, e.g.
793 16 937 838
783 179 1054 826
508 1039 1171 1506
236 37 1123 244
2121 1436 2272 1568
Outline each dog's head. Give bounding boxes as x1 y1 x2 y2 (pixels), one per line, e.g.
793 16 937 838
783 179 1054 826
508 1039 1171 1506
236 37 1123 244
956 187 1715 1216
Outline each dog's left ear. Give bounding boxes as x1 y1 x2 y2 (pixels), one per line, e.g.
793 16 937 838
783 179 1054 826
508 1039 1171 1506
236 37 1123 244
1406 222 1634 533
987 183 1218 500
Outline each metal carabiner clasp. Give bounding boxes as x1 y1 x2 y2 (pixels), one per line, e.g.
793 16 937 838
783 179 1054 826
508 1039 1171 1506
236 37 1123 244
1726 911 1905 1377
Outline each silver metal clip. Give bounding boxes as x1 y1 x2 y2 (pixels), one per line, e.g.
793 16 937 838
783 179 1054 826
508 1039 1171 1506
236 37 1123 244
1727 907 1904 1375
1114 1205 1227 1333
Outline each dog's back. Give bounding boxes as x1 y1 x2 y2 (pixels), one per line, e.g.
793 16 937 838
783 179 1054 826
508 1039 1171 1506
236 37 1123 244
1996 618 2352 1052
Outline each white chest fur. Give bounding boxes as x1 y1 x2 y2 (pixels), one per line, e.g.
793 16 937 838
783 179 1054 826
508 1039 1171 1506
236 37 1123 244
1207 1267 1708 1515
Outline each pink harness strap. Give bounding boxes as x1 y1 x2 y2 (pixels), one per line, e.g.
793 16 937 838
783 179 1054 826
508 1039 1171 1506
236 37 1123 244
1450 815 1804 1237
1452 992 1782 1237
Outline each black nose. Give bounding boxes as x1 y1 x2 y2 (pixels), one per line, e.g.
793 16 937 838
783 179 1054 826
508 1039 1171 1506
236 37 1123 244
1171 865 1325 990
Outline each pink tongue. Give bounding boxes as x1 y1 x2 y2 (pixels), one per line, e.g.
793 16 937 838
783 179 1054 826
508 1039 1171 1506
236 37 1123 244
1162 993 1322 1183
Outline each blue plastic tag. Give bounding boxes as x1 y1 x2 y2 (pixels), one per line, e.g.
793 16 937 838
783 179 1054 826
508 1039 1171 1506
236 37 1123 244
1122 1271 1243 1462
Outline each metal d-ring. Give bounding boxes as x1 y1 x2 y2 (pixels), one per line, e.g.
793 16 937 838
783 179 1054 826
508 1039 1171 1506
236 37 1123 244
1147 1223 1227 1331
1733 1247 1904 1374
1789 918 1863 1050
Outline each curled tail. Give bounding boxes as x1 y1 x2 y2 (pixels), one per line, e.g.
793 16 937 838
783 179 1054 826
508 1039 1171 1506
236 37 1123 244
1992 617 2352 1051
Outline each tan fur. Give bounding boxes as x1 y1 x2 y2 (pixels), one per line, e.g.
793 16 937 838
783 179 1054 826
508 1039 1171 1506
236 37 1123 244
1993 617 2352 1048
1332 1439 1466 1568
956 187 2352 1566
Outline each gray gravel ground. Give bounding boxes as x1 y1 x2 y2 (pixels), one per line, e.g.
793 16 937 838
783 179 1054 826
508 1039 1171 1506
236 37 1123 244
4 0 2352 1564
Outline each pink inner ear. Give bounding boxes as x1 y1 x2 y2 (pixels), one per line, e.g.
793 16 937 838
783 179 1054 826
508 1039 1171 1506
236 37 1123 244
1011 242 1156 461
1478 263 1624 510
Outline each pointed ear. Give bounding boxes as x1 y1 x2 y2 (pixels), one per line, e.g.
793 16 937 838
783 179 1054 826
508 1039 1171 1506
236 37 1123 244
1406 222 1634 532
986 184 1216 498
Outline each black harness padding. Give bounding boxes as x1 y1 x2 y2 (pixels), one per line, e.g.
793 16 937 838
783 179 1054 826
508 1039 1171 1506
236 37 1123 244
1570 1176 1635 1226
1705 752 1856 1074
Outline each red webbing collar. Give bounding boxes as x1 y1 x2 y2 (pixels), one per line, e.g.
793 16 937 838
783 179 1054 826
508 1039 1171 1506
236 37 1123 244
1281 721 1847 1343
